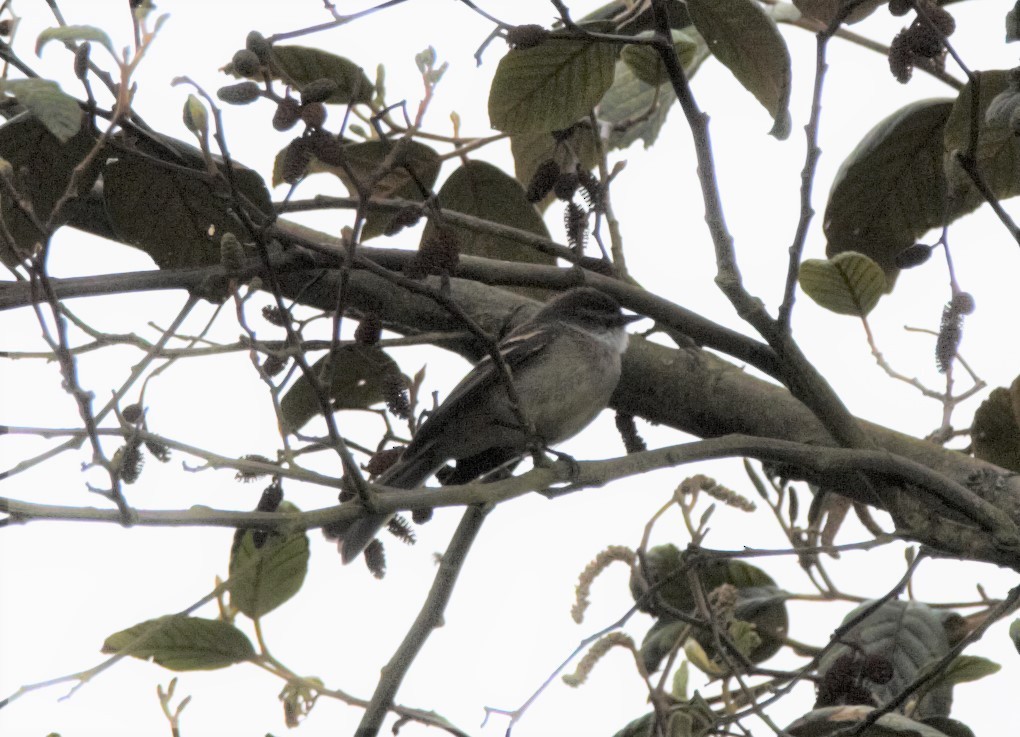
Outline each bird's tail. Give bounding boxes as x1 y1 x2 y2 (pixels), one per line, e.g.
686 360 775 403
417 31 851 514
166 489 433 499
335 449 437 564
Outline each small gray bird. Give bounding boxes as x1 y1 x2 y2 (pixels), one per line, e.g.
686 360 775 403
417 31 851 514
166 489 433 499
329 287 641 564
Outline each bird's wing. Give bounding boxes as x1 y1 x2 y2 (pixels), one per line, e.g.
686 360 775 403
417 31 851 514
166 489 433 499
406 325 556 452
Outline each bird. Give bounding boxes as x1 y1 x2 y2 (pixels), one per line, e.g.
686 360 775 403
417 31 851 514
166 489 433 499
328 287 641 565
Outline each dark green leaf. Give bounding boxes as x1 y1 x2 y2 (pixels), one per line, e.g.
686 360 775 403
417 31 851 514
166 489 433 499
423 160 552 265
0 113 100 267
1 79 81 142
798 252 886 317
488 36 617 133
818 600 953 720
102 615 255 671
787 707 958 737
686 0 791 138
824 99 953 274
621 30 704 87
280 345 402 433
1007 3 1020 42
267 45 372 104
36 24 115 57
791 0 884 25
943 71 1020 218
103 154 271 269
972 387 1020 472
580 0 691 34
599 61 674 151
229 502 309 618
1009 617 1020 653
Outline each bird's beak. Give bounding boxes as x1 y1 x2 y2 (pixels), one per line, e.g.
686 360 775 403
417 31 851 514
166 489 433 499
616 313 644 326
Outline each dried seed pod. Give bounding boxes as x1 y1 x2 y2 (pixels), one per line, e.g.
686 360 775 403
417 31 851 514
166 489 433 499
261 304 291 326
273 98 301 131
926 4 956 36
280 137 312 184
256 479 284 512
145 439 171 463
411 507 433 525
526 159 560 203
354 313 382 345
216 80 261 105
506 24 550 50
893 243 932 268
116 438 145 484
577 169 603 211
122 403 143 423
220 232 245 271
406 228 460 278
384 371 411 420
364 538 386 578
245 30 272 64
905 21 942 58
365 447 402 476
74 42 90 80
300 78 339 105
261 354 288 377
383 205 423 236
0 19 12 36
300 102 327 128
232 48 261 78
553 171 580 201
888 30 914 83
306 129 344 165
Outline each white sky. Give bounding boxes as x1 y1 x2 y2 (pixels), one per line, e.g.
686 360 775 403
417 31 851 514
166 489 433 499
1 1 1019 736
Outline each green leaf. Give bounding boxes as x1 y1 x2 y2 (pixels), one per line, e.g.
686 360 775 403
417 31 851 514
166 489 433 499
1009 617 1020 653
266 45 372 104
798 252 886 317
972 387 1020 472
102 615 255 671
621 30 703 87
423 160 552 265
686 0 791 139
488 36 617 133
279 345 402 433
934 655 1001 686
0 113 101 267
943 71 1020 218
36 24 115 57
103 154 271 269
788 708 960 737
1 79 81 142
823 99 953 274
229 502 309 619
791 0 884 25
599 61 675 152
670 660 689 701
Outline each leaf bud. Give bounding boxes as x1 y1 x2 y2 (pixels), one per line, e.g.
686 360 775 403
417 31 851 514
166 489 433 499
245 31 272 64
182 93 209 137
74 42 90 80
216 80 261 105
231 48 261 78
220 232 244 272
300 78 339 105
